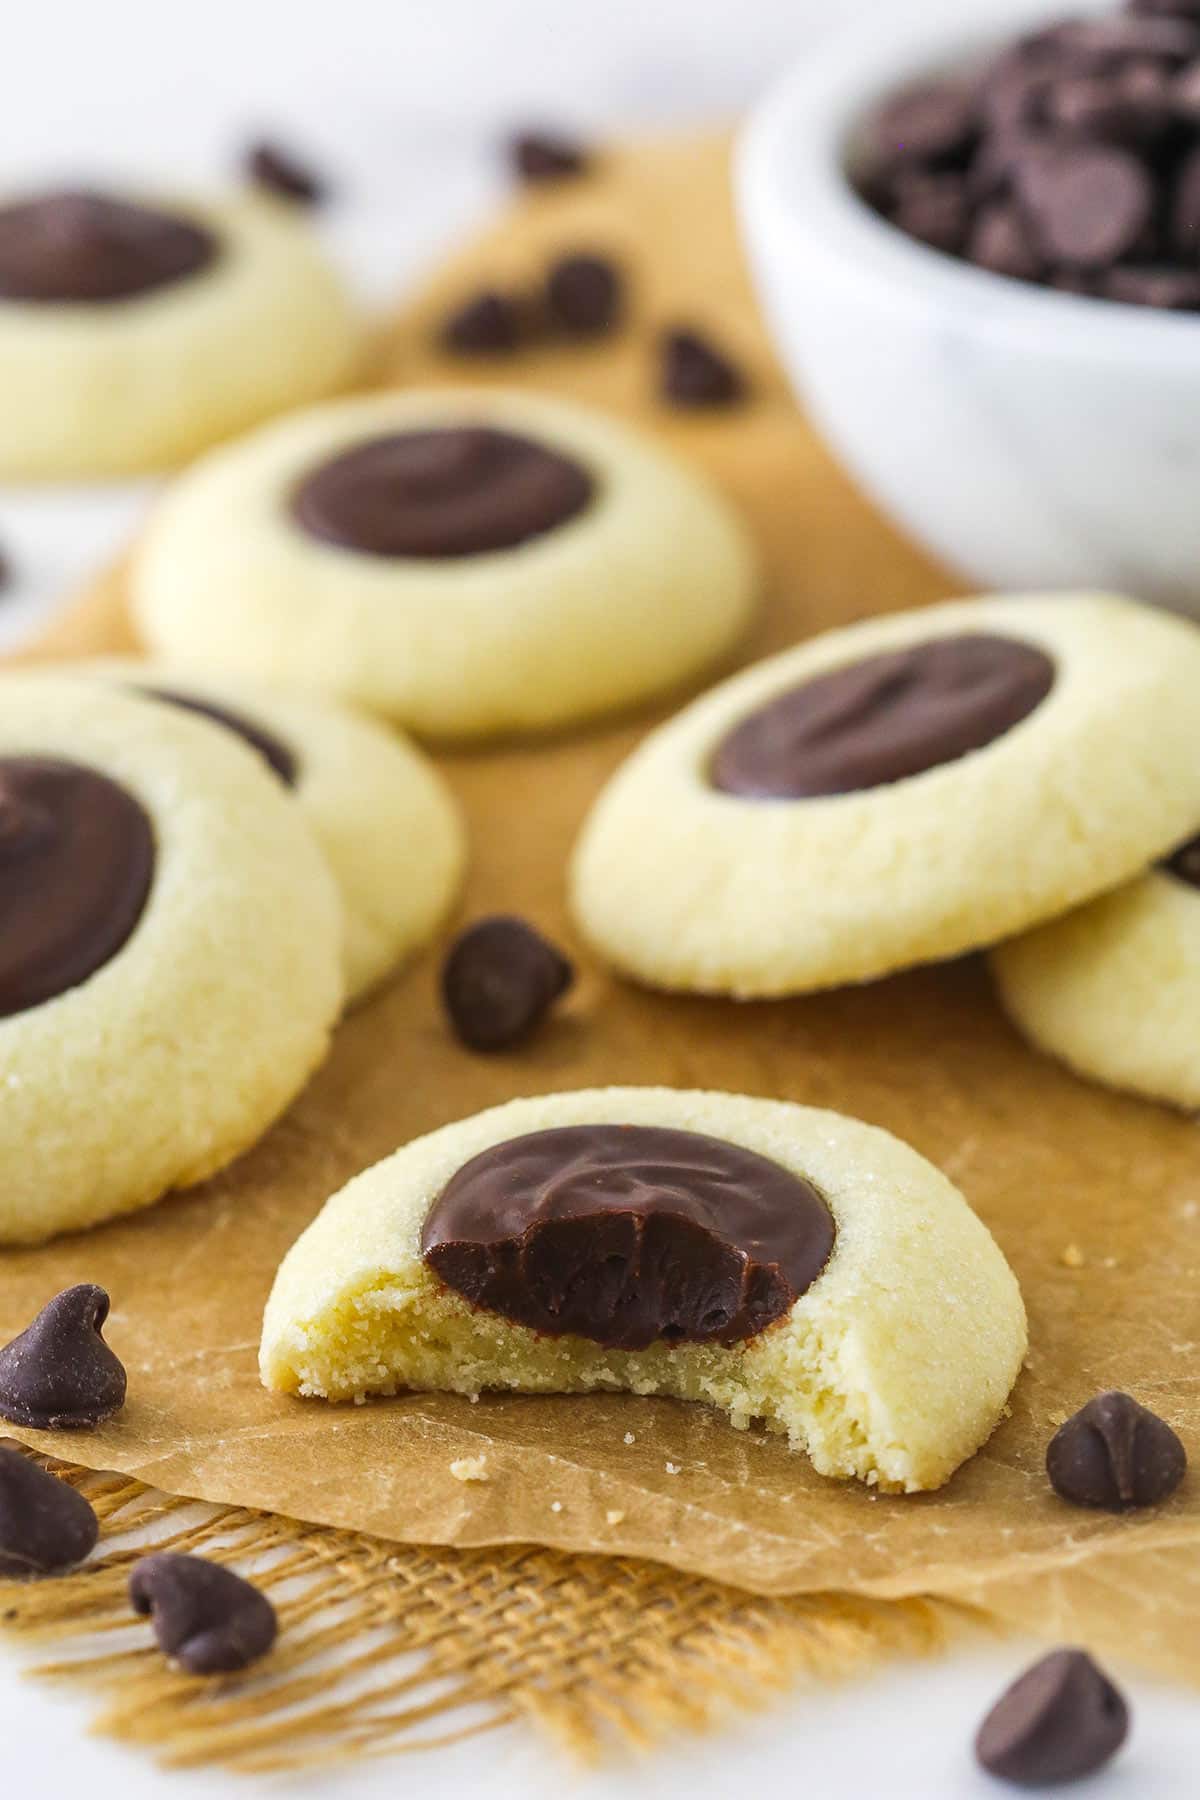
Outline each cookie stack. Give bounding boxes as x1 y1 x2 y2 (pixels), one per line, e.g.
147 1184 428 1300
570 588 1200 1111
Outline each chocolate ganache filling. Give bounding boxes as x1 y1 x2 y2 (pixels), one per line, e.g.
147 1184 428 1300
0 191 215 303
421 1123 835 1351
139 687 299 787
711 633 1056 799
290 426 595 558
0 757 155 1017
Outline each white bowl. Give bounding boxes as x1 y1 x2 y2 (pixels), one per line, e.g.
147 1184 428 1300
737 0 1200 612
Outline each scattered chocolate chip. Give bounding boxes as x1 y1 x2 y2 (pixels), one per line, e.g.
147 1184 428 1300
1047 1390 1187 1509
976 1649 1129 1787
244 137 326 206
440 289 524 355
129 1553 277 1674
511 130 589 183
441 916 573 1053
544 252 623 336
0 1286 127 1430
660 328 747 408
1164 830 1200 884
0 1446 99 1576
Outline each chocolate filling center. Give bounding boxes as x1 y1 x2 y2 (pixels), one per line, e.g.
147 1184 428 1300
421 1123 835 1351
290 426 595 558
710 633 1056 799
0 757 155 1018
0 190 216 304
139 687 299 787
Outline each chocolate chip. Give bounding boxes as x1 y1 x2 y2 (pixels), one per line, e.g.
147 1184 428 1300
1170 143 1200 253
967 202 1045 280
1131 0 1200 16
1104 263 1200 305
440 289 524 355
868 83 979 166
1047 63 1174 143
510 130 589 183
244 138 326 206
1047 1390 1187 1508
1164 831 1200 884
1017 144 1153 265
129 1553 277 1674
1055 14 1200 64
441 916 573 1053
0 1447 99 1576
544 252 623 336
660 328 747 408
976 1649 1129 1786
0 1286 127 1430
890 171 970 254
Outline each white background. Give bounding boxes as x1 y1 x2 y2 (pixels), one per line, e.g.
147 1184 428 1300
1 0 1196 1792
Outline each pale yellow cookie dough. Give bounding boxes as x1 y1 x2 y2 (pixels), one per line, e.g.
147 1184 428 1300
260 1087 1027 1493
0 190 359 479
62 660 466 1004
570 593 1200 997
991 862 1200 1109
0 677 343 1243
129 388 758 739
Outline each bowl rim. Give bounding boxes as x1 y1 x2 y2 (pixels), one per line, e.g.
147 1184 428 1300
736 0 1200 360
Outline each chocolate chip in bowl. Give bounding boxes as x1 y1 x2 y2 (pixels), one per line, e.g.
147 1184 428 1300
856 0 1200 309
544 251 624 337
738 0 1200 600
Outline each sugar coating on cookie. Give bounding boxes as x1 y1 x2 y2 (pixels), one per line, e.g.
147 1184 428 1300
570 593 1200 997
260 1087 1027 1493
129 388 758 738
991 842 1200 1109
61 661 466 1004
0 187 359 478
0 676 343 1243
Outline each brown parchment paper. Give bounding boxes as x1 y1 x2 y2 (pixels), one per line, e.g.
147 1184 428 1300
4 133 1200 1621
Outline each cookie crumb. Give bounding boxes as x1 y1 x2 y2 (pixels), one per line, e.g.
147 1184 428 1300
622 1431 636 1445
449 1456 489 1483
1061 1243 1086 1269
605 1508 626 1525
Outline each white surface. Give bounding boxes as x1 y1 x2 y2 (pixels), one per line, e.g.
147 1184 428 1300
1 0 1197 1793
738 0 1200 613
